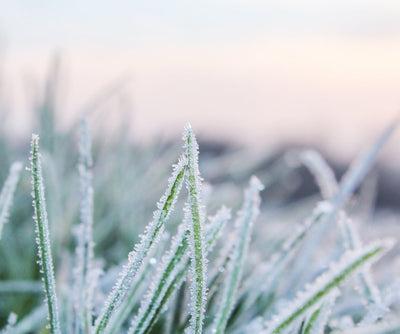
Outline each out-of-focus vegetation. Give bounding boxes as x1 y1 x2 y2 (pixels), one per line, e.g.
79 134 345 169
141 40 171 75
0 57 399 333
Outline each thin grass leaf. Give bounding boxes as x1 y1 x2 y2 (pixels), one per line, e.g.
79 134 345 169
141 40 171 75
30 134 61 334
302 292 337 334
211 176 263 334
258 240 392 334
183 124 207 334
94 155 186 334
333 119 398 209
128 207 231 334
287 150 337 199
73 119 96 333
0 161 22 239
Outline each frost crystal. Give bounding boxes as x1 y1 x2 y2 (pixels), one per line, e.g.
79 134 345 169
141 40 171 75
30 135 61 334
0 161 22 239
94 154 186 333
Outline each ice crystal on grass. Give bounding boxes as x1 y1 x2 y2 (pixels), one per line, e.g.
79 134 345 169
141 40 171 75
0 161 22 239
30 135 61 334
212 176 263 334
183 124 208 334
302 292 337 334
259 240 392 334
94 155 186 334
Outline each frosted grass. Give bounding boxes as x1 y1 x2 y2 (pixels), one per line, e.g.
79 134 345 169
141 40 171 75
259 240 392 334
183 124 208 334
30 135 61 334
211 177 263 334
94 155 186 333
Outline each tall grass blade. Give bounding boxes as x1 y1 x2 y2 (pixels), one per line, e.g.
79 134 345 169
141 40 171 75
183 124 207 334
333 119 398 209
211 176 263 334
94 155 186 334
73 119 96 333
30 134 61 334
0 161 22 239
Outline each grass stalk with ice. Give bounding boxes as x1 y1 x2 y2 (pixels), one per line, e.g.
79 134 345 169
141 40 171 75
94 155 186 334
302 293 337 334
128 207 230 334
183 124 207 334
0 161 23 239
258 240 392 334
30 134 61 334
73 119 95 333
212 176 263 334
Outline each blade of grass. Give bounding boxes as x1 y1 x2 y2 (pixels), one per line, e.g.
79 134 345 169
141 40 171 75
73 118 95 333
30 134 61 334
183 124 207 334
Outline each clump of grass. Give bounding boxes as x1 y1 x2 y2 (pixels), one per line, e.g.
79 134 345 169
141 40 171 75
0 120 399 334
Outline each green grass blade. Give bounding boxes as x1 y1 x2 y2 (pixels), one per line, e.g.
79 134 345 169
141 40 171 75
302 293 337 334
0 161 22 239
30 134 61 334
183 124 207 334
212 176 263 334
94 155 186 334
261 240 392 334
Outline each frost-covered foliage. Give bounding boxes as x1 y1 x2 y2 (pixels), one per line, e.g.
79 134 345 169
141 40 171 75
1 104 400 334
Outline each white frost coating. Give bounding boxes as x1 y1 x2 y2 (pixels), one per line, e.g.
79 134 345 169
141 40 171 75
303 292 338 334
183 123 208 334
30 135 61 334
259 240 392 334
94 155 187 333
335 319 400 334
73 119 95 333
212 176 263 334
0 161 23 239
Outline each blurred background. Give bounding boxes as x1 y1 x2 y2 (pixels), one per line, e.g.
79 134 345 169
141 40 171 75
1 1 400 329
1 1 400 158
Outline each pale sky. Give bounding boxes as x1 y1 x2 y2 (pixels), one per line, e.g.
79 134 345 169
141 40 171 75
1 1 400 161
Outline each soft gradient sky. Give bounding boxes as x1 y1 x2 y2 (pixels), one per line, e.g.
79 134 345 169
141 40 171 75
1 1 400 160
